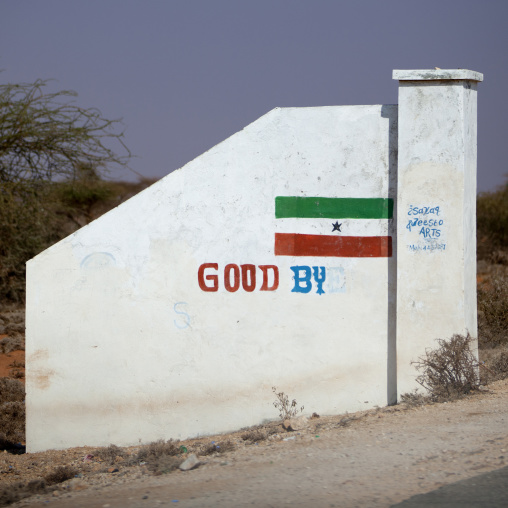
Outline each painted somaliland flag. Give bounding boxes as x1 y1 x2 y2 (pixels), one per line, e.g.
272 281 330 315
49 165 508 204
274 196 393 258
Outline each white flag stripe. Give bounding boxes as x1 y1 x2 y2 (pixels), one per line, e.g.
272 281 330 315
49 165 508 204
273 218 392 237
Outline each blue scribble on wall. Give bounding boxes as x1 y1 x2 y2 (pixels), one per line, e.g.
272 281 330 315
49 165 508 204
80 252 116 269
407 244 446 252
174 302 190 329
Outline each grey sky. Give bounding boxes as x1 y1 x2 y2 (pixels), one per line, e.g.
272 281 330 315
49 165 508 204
1 0 506 191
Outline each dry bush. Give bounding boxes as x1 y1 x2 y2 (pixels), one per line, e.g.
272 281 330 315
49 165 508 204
477 183 508 259
198 443 220 456
412 334 480 401
215 440 235 453
490 350 508 379
479 346 508 383
478 274 508 348
145 455 182 475
0 188 63 302
491 250 508 265
0 480 46 507
137 439 181 462
241 430 267 444
0 402 26 445
0 336 24 354
198 440 235 456
137 439 183 474
0 379 26 446
0 482 26 507
90 444 127 465
0 378 24 403
44 466 78 485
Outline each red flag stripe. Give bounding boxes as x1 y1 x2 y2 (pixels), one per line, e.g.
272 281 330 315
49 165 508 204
275 233 392 258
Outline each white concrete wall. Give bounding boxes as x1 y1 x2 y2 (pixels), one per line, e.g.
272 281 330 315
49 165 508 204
26 105 397 452
394 69 482 393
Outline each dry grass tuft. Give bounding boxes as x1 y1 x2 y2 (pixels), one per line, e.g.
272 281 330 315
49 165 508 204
146 455 182 475
137 439 181 462
241 430 267 444
0 480 46 507
400 390 431 407
198 440 235 456
90 444 127 465
44 465 78 485
136 439 183 475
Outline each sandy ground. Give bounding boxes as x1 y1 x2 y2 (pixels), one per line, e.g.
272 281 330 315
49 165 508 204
0 349 24 382
1 378 507 508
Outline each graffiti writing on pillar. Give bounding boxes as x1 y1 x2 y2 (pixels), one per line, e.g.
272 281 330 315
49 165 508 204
198 263 279 292
406 205 444 240
406 205 447 252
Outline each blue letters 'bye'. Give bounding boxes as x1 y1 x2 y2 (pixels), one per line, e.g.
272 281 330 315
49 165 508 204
291 266 326 295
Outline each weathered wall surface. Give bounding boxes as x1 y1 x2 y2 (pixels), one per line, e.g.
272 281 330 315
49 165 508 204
27 105 397 452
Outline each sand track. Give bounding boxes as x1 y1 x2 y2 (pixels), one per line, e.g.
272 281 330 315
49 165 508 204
3 379 507 507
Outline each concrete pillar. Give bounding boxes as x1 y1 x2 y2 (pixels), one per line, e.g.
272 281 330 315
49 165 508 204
393 69 483 395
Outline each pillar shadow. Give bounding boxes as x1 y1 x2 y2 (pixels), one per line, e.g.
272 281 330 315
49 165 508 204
381 104 398 405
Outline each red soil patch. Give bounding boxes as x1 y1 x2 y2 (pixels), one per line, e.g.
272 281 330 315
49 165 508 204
0 349 25 383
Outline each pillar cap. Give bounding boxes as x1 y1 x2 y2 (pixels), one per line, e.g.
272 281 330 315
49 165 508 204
393 69 483 82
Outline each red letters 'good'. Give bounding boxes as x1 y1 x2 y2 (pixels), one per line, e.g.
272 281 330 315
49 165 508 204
224 264 240 292
241 264 256 292
198 263 219 292
259 265 279 291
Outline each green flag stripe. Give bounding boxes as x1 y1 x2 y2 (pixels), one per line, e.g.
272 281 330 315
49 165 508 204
275 196 393 219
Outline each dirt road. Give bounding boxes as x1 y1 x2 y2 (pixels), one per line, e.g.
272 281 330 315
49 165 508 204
7 379 508 508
